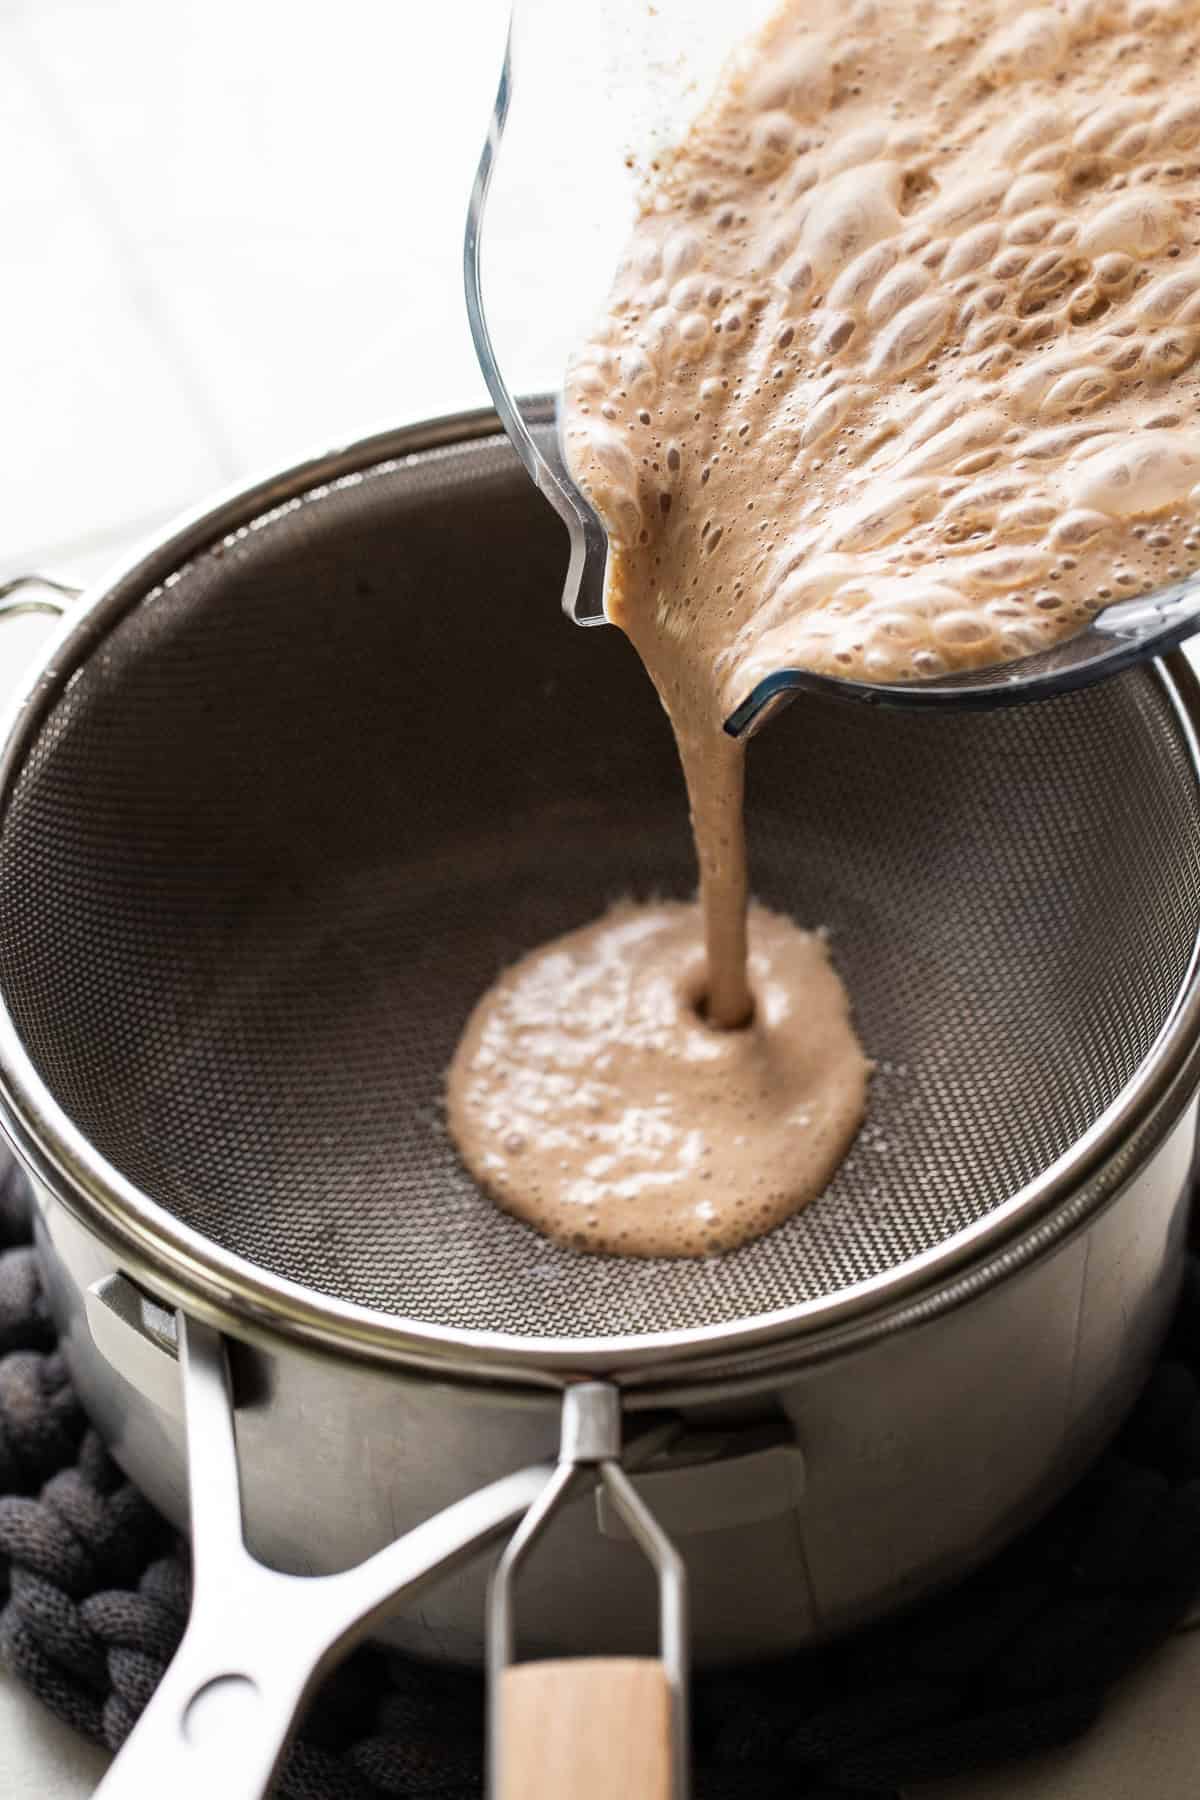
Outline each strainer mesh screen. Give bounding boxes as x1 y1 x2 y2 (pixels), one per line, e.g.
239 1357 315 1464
0 434 1198 1338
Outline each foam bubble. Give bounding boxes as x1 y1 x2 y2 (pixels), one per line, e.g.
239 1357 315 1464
977 7 1069 84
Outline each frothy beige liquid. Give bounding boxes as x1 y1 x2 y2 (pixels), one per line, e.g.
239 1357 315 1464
564 0 1200 704
447 902 869 1256
450 0 1200 1257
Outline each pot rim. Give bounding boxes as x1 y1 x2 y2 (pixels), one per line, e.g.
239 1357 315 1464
2 403 1200 1382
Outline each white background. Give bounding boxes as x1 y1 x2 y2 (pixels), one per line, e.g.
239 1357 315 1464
1 1 1197 1792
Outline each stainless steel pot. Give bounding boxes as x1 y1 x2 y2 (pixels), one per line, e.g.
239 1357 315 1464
1 408 1199 1798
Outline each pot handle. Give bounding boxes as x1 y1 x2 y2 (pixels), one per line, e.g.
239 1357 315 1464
93 1313 552 1800
0 573 82 620
489 1385 688 1800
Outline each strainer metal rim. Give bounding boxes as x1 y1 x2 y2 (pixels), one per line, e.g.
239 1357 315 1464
1 405 1200 1383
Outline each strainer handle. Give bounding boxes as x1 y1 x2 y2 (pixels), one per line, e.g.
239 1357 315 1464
0 572 82 620
489 1384 689 1800
498 1658 672 1799
93 1313 552 1800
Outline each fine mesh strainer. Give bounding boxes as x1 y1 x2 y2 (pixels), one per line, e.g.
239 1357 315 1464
1 414 1200 1799
1 424 1199 1353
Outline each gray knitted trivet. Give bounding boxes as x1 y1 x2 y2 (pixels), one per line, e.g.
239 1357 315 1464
4 1150 1200 1798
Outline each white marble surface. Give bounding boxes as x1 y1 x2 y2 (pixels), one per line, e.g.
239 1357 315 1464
1 0 1197 1793
3 0 507 574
